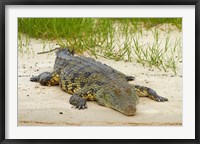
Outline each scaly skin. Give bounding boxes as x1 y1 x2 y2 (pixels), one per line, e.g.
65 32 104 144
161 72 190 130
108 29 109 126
30 48 168 116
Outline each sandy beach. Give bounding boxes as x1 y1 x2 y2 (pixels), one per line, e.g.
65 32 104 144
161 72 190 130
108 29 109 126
18 29 182 126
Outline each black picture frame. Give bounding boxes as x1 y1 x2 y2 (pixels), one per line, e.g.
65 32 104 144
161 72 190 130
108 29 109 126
1 0 199 143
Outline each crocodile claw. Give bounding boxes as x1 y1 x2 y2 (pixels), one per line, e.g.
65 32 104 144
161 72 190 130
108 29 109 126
69 94 87 110
148 88 168 102
153 95 168 102
30 76 38 82
76 102 87 109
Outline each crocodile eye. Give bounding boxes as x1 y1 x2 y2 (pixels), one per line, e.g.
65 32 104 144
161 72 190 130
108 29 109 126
114 89 121 95
125 88 131 95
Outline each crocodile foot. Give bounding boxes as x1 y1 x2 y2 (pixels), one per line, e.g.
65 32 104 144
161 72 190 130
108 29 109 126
69 94 87 109
30 72 52 86
30 76 38 82
148 88 168 102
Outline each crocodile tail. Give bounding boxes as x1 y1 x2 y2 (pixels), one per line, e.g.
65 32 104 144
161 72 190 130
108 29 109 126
55 48 74 56
37 47 74 56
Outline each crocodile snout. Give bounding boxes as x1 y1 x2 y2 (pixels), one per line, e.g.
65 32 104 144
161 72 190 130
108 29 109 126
124 105 136 116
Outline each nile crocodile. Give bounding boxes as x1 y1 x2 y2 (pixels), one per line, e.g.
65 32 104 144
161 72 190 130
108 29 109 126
30 48 168 116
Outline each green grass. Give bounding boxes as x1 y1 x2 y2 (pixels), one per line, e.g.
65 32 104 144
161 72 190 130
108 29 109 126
18 18 182 74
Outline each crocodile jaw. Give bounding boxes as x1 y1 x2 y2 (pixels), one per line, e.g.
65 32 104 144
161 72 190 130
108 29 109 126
123 105 137 116
112 103 137 116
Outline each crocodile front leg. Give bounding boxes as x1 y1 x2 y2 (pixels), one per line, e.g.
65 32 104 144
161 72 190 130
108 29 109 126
30 71 60 86
134 85 168 102
68 85 100 110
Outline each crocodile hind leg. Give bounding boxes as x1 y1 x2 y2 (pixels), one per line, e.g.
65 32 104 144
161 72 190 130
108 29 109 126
134 85 168 102
125 75 135 81
30 71 60 86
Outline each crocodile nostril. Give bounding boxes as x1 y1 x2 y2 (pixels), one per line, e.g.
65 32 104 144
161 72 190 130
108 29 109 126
124 105 136 116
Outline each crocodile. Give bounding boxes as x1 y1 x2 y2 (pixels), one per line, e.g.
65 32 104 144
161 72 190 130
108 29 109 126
30 48 168 116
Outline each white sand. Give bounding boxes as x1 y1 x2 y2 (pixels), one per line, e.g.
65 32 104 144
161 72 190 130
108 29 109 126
18 29 182 126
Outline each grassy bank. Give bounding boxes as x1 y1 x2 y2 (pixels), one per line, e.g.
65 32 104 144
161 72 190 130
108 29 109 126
18 18 182 74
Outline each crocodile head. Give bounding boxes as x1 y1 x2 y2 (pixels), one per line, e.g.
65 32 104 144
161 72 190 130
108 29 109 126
97 83 139 116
